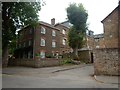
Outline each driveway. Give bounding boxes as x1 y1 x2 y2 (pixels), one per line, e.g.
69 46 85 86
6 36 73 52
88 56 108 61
2 64 118 88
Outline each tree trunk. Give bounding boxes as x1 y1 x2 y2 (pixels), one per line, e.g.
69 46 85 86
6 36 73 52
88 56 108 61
2 45 8 67
73 46 78 60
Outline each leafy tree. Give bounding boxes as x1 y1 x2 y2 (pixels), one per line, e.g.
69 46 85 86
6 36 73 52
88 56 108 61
66 3 88 59
2 2 41 67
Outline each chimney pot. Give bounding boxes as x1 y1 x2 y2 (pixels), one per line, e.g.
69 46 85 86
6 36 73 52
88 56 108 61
51 18 55 25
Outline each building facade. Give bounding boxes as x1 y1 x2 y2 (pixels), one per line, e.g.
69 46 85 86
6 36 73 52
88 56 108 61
94 3 120 75
54 23 72 55
15 25 34 59
101 6 119 48
15 21 61 60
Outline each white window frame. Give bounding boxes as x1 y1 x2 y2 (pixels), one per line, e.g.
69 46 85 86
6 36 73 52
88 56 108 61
52 41 56 48
40 51 45 58
63 39 66 45
41 26 46 34
41 38 45 46
52 30 56 36
28 40 32 46
62 29 66 34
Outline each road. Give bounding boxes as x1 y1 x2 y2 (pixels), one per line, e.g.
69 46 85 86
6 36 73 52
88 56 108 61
2 64 118 88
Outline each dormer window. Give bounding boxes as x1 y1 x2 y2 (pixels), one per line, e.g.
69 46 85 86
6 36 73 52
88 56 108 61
41 26 46 34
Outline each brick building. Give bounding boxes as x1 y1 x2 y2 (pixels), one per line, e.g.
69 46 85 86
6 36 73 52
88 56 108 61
54 21 72 55
14 20 61 60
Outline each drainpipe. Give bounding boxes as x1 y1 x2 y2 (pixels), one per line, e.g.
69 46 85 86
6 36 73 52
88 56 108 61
118 1 120 48
32 26 36 67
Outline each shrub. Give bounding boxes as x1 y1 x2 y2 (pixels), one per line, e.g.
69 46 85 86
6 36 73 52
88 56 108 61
46 54 55 58
60 58 74 65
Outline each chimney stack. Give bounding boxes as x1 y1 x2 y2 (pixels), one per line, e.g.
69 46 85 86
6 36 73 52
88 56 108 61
51 18 55 25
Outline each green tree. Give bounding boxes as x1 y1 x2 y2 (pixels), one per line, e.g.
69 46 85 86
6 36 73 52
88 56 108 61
66 3 88 59
2 2 41 67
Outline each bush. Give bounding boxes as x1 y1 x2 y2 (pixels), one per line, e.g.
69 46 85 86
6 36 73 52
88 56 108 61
60 58 73 65
46 54 55 58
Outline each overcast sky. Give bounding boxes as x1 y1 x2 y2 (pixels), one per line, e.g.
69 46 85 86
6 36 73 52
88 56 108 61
39 0 119 34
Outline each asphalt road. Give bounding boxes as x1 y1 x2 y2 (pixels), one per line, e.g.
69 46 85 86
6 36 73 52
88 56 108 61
2 64 118 88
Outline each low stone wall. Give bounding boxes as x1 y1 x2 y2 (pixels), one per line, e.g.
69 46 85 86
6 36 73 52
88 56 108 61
8 58 62 68
62 50 92 64
93 48 119 76
34 58 62 68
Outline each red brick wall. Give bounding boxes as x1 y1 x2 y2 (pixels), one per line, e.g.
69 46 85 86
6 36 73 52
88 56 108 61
55 24 72 54
33 24 60 58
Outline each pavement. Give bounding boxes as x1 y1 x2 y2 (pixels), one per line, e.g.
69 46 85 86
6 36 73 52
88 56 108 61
2 64 119 85
94 75 119 84
2 64 87 75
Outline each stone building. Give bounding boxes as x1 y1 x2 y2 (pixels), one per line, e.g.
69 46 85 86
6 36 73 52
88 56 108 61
94 2 120 75
101 6 119 48
93 34 105 49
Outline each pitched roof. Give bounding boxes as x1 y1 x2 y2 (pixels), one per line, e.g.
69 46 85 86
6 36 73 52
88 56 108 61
60 20 69 24
54 23 70 29
39 21 60 30
55 20 73 29
94 34 104 39
101 6 118 23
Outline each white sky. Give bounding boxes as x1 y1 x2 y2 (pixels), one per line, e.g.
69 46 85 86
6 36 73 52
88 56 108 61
39 0 119 34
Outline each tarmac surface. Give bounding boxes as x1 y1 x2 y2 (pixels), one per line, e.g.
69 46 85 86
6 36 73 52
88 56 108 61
2 64 119 88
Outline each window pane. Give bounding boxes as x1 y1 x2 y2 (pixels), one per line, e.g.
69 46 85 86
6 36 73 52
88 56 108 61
29 40 32 46
52 30 56 36
41 27 46 34
40 52 45 58
29 29 32 34
41 38 45 46
63 39 66 45
52 41 56 47
62 29 65 34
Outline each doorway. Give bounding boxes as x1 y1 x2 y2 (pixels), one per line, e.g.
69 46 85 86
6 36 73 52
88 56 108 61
91 52 94 63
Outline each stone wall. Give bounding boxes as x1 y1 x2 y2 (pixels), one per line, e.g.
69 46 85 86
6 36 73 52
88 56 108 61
93 48 119 76
8 58 62 68
78 50 92 63
61 50 93 64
